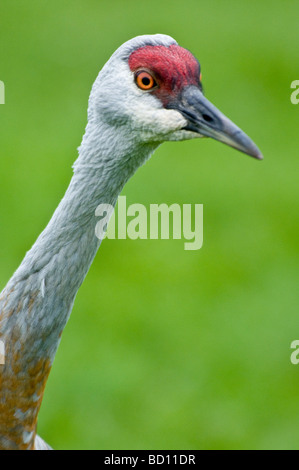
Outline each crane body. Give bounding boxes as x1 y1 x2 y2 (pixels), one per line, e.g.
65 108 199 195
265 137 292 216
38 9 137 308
0 34 262 450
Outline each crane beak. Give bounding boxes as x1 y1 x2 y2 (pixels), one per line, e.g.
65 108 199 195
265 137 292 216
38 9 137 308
167 85 263 160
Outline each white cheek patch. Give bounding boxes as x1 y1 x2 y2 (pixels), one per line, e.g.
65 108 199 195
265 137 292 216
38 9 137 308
161 109 188 132
132 97 188 141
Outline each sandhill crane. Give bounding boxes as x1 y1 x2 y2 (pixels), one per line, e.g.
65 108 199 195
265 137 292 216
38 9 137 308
0 34 262 450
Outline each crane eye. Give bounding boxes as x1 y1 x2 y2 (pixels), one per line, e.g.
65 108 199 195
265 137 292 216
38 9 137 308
135 71 157 90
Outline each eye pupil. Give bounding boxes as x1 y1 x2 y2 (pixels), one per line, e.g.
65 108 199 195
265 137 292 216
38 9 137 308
142 77 150 86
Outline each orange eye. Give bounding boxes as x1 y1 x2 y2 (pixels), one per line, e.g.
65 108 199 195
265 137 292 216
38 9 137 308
199 72 202 82
135 71 156 90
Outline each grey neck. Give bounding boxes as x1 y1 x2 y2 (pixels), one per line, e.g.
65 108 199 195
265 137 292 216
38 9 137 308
0 120 157 449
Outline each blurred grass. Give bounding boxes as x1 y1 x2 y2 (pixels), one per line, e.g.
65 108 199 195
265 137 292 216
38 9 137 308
0 0 299 450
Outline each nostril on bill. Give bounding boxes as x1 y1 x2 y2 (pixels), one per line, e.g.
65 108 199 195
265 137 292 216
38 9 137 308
202 114 214 123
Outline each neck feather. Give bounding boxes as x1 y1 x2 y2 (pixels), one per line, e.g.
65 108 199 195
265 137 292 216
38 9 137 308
0 119 157 449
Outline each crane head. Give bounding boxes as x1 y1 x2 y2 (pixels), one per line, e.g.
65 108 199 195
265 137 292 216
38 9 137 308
90 34 262 160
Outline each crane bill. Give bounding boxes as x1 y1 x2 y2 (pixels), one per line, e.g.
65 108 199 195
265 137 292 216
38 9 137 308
167 85 263 160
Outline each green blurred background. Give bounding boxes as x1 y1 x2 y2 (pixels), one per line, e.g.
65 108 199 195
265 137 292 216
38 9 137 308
0 0 298 450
